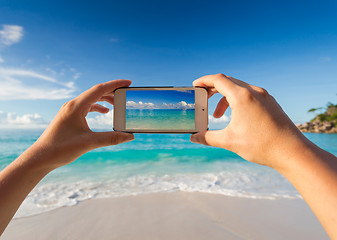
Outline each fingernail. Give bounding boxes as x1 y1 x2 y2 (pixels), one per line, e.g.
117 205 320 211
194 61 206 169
190 134 199 143
123 133 135 143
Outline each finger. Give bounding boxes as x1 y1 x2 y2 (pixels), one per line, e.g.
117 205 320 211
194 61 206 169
91 131 135 148
78 80 131 108
89 104 110 113
206 87 218 99
227 76 266 95
213 97 229 118
99 95 114 105
193 74 239 101
190 129 231 149
194 84 218 99
249 85 269 96
226 76 250 88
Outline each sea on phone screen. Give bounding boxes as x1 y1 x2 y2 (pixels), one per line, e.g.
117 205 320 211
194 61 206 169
126 109 195 130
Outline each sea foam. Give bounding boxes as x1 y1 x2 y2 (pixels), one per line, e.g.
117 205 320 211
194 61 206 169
15 170 300 218
4 131 333 220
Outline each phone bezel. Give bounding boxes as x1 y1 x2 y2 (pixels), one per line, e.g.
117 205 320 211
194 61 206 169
113 87 208 133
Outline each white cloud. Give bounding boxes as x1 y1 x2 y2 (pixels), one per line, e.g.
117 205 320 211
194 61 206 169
126 101 195 110
45 67 57 75
0 68 57 82
0 110 113 129
0 110 230 130
65 81 75 88
208 114 230 129
0 67 76 100
0 25 80 100
45 65 80 80
0 25 24 46
86 112 113 129
126 101 155 109
0 25 78 100
73 72 81 80
0 111 48 129
87 111 230 130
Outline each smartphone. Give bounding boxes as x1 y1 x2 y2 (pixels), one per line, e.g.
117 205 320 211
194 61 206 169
113 87 208 133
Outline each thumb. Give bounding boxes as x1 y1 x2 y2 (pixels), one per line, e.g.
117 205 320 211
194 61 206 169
190 129 230 149
92 131 135 148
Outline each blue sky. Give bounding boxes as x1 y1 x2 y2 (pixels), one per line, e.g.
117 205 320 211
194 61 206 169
127 90 194 105
0 0 337 128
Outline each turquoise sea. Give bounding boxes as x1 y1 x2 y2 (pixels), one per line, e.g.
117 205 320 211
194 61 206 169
126 109 195 130
0 129 337 218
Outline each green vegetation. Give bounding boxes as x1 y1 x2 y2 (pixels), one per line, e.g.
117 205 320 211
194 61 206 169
308 102 337 126
308 107 323 113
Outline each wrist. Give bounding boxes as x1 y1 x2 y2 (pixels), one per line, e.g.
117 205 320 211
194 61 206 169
272 132 324 176
16 142 57 176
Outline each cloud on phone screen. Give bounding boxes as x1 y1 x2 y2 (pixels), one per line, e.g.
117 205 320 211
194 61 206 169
126 101 195 110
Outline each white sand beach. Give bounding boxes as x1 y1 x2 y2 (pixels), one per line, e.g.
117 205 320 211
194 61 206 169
1 192 328 240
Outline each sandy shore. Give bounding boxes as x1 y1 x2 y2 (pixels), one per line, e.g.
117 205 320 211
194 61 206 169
2 192 328 240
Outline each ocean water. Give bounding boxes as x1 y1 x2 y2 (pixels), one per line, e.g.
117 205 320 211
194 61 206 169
126 109 195 130
0 129 337 218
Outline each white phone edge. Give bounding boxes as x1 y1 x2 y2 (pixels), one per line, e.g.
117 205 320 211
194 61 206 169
113 87 208 133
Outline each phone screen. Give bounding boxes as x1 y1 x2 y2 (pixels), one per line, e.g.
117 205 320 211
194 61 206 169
125 90 195 130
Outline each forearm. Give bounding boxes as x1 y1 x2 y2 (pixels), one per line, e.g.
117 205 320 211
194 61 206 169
0 80 133 236
278 138 337 239
0 144 52 235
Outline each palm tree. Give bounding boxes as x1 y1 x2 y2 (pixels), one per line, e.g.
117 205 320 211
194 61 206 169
307 107 323 114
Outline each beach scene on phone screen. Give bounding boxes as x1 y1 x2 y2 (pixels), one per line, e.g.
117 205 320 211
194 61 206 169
125 90 195 130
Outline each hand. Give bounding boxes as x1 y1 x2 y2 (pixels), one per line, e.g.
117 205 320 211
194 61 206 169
190 74 305 170
30 79 134 171
190 74 337 239
0 79 135 234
